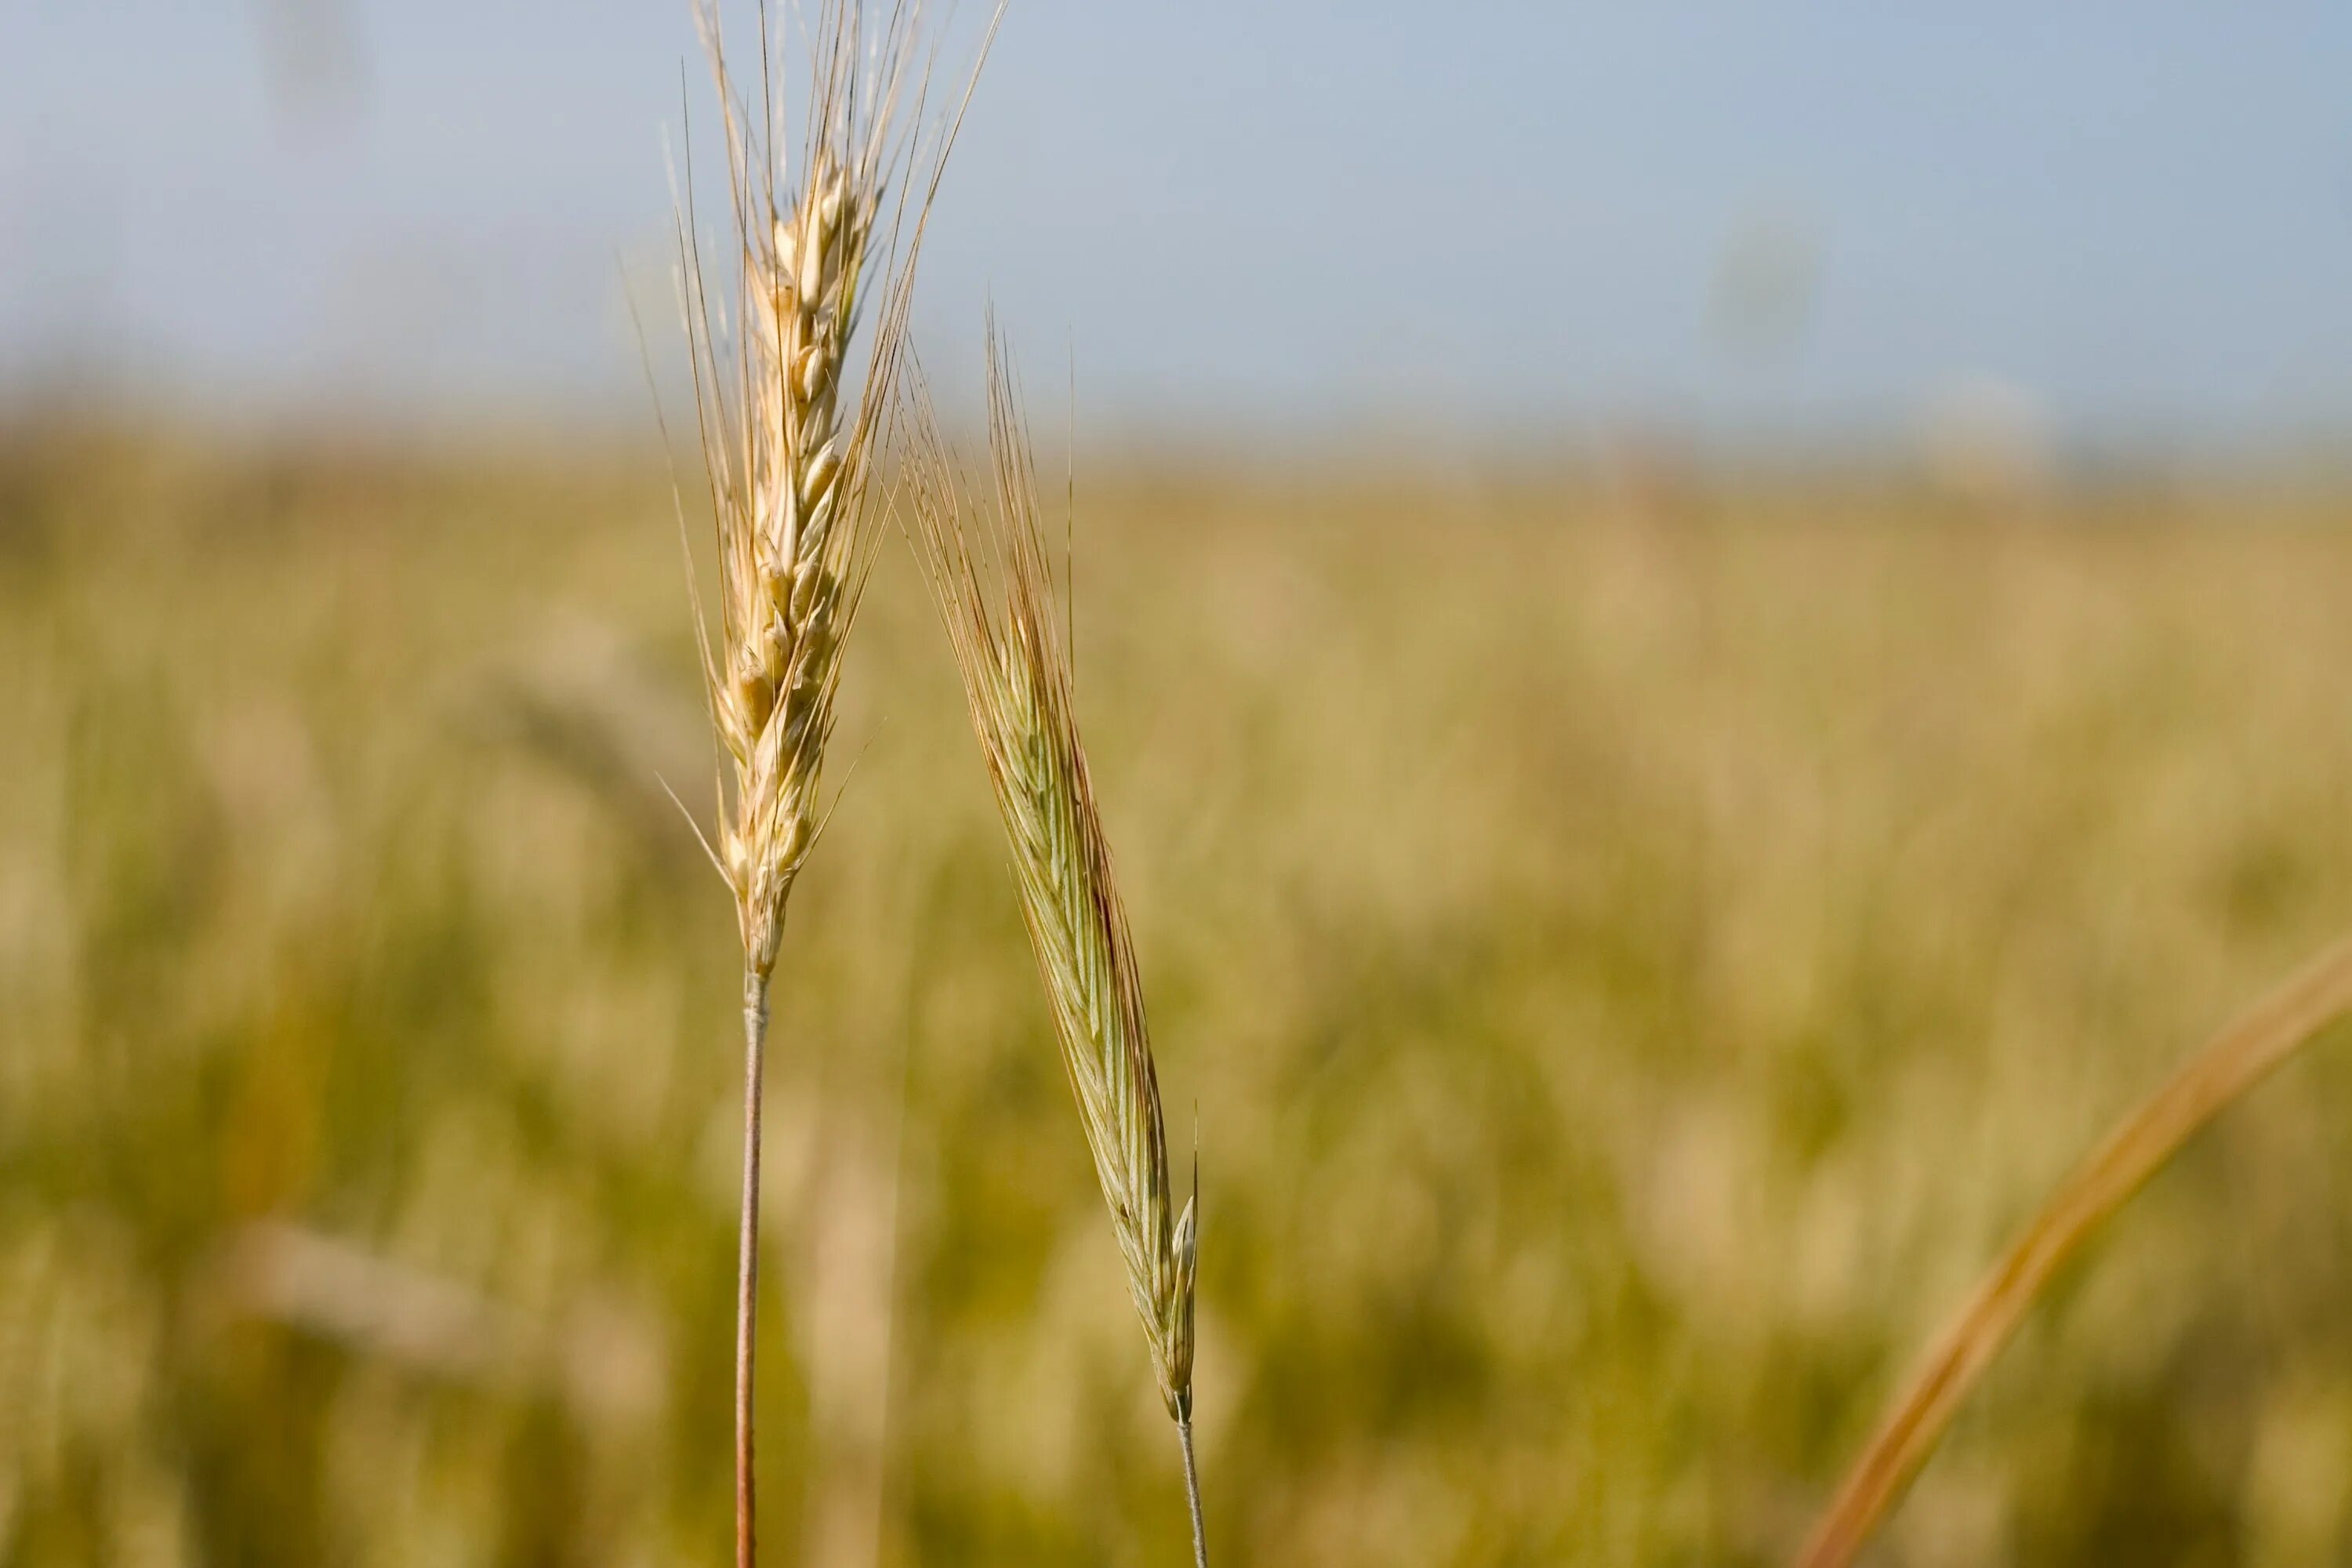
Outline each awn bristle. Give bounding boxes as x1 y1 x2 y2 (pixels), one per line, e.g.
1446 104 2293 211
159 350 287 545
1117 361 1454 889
903 340 1200 1433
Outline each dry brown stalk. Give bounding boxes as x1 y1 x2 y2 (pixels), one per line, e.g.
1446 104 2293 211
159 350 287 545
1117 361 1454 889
668 5 997 1565
1796 932 2352 1568
902 338 1205 1566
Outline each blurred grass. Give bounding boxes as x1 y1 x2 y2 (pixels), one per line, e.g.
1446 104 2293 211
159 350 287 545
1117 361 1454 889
7 425 2352 1566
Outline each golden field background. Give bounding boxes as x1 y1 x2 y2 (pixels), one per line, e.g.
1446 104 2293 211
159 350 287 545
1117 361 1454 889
8 426 2352 1566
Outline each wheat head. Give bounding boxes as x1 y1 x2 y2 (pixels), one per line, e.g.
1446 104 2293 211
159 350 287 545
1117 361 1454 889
902 339 1200 1432
667 6 996 1565
676 0 983 982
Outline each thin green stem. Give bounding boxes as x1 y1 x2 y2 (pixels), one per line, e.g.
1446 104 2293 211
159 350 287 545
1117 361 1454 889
1178 1416 1207 1568
736 969 771 1568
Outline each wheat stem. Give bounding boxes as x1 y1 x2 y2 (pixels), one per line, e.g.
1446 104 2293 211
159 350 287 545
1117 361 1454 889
735 968 771 1568
1178 1417 1207 1568
1795 932 2352 1568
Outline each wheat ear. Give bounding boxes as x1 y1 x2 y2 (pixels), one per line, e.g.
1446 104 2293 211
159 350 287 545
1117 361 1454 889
670 5 996 1564
902 339 1204 1565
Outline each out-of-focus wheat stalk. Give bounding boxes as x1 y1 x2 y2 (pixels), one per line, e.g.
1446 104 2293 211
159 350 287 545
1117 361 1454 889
1796 933 2352 1568
902 337 1204 1566
668 5 996 1565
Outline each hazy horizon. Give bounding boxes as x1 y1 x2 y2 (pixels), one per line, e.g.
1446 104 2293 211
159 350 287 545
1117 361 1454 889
7 2 2352 451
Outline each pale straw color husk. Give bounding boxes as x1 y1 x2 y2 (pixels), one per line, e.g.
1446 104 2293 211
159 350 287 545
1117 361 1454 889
674 0 993 980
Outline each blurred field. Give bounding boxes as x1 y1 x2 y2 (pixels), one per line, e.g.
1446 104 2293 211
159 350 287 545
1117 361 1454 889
8 425 2352 1566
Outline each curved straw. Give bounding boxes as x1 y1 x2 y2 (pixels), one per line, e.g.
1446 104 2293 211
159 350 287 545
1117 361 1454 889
1797 933 2352 1568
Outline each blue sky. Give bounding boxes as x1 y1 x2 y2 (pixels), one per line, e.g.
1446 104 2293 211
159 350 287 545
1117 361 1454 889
5 2 2350 445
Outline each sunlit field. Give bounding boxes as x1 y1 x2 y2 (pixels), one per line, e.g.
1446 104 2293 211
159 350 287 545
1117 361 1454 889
9 426 2352 1566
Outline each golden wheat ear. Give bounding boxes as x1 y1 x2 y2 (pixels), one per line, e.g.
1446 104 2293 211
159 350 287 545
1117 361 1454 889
679 0 999 982
666 5 1000 1567
902 335 1207 1566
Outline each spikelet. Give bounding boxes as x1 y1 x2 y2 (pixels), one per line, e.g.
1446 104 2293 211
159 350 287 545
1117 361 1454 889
902 336 1198 1425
